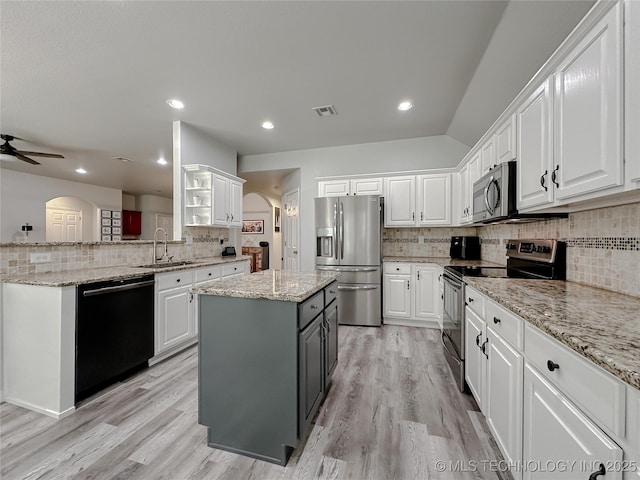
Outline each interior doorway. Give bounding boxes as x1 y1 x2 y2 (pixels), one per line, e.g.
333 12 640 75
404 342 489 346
45 196 95 241
283 188 300 272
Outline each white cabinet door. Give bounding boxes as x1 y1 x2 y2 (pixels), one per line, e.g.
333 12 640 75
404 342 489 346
457 165 470 224
496 114 517 164
486 328 524 476
228 179 243 227
467 150 482 217
417 174 451 226
383 274 412 318
212 174 229 226
481 135 497 174
627 0 640 184
553 4 623 200
350 178 383 196
318 180 350 197
414 265 438 319
523 364 623 480
384 176 416 226
465 307 486 411
157 286 195 354
517 77 554 210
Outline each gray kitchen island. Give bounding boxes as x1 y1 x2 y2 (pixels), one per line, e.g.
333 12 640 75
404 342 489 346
193 270 339 465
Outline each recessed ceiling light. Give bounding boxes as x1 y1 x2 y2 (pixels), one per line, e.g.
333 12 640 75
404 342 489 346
398 101 413 111
75 168 87 174
262 121 275 130
157 158 168 165
167 99 185 109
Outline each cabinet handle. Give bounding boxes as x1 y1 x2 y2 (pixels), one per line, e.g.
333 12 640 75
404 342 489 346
189 293 193 303
475 332 482 347
493 317 501 324
208 272 212 276
230 213 233 222
540 170 548 191
420 212 423 221
329 290 336 294
547 360 560 372
467 297 474 303
396 267 400 271
407 280 410 290
176 278 181 283
588 463 606 480
417 271 420 280
551 165 560 188
481 339 489 359
310 304 319 310
412 212 415 221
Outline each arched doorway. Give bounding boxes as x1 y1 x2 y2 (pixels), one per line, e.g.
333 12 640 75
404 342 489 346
45 196 96 242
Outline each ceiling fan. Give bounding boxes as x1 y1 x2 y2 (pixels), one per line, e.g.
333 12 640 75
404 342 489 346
0 134 64 165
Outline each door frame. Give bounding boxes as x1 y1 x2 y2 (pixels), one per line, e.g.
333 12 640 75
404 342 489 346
283 188 300 272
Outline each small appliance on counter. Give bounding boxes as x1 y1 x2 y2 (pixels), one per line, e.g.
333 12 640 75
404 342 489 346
221 246 236 257
441 239 566 393
450 236 481 260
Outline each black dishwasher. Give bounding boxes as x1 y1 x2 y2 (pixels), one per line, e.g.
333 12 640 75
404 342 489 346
76 275 155 402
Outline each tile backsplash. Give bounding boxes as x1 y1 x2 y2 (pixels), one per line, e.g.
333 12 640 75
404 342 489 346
0 227 229 276
383 202 640 298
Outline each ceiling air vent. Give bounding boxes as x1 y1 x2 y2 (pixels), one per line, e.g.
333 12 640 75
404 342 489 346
312 105 337 117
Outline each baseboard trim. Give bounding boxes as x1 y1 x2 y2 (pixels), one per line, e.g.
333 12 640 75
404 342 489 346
149 339 198 366
3 396 75 419
384 317 440 329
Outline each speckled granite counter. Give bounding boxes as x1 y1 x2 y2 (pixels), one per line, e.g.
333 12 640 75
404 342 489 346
193 270 339 303
383 256 502 267
0 256 250 287
465 277 640 390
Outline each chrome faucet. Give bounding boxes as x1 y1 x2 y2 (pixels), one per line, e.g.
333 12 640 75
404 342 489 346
153 227 171 264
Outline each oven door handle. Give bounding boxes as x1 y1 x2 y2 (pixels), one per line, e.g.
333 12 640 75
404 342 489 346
441 331 461 365
337 285 378 291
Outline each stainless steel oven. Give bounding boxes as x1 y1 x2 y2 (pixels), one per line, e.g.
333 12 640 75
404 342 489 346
441 270 466 391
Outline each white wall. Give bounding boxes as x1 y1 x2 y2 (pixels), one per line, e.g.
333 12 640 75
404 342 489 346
121 193 136 211
238 135 469 271
136 194 172 240
0 169 122 242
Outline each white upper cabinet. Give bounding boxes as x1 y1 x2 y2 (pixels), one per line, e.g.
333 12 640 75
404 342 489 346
350 178 383 196
517 77 555 211
384 176 416 226
183 165 245 228
457 165 470 224
481 135 497 174
417 174 451 226
318 178 383 197
553 3 623 200
318 179 350 197
495 114 517 164
626 0 640 184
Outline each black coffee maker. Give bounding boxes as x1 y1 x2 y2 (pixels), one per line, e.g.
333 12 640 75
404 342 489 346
450 236 481 260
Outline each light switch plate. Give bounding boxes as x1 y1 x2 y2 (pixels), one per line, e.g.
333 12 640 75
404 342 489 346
30 252 52 263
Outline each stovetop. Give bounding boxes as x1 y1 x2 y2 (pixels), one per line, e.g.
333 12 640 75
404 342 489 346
445 265 509 279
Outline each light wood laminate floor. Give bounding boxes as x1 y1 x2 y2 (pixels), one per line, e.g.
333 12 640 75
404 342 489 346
1 326 510 480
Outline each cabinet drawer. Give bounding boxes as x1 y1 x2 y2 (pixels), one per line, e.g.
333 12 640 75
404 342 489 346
384 262 411 275
222 262 244 277
298 290 324 330
156 270 195 291
465 285 485 318
195 265 222 284
524 324 626 438
324 281 338 306
485 298 523 350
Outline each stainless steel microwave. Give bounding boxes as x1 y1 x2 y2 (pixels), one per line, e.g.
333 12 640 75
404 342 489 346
472 161 517 223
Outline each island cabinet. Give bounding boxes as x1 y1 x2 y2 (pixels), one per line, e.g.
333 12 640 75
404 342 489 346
198 276 338 466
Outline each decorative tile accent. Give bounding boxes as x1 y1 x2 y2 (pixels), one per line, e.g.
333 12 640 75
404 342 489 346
566 237 640 250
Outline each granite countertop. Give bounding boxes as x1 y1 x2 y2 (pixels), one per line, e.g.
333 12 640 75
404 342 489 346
193 270 339 303
0 256 250 287
383 256 502 268
465 277 640 391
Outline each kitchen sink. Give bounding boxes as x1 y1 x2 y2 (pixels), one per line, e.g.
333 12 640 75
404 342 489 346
135 261 195 269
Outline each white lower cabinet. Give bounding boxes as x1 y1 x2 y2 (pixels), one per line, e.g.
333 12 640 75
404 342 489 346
383 262 442 328
466 286 637 480
486 327 523 475
523 363 622 480
153 261 247 362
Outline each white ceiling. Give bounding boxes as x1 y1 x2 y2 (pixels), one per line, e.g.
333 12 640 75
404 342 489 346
0 1 593 197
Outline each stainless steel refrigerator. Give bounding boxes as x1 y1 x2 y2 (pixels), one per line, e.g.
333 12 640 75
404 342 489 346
315 195 382 327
